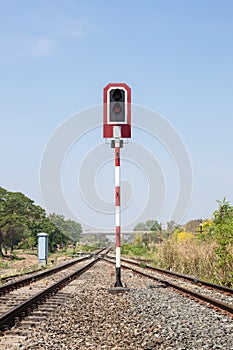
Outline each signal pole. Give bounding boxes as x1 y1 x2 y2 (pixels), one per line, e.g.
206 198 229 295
103 83 131 292
114 138 122 287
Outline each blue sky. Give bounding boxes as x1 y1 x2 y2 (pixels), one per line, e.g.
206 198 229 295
0 0 233 230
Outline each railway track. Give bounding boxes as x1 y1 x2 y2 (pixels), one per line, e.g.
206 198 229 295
1 259 232 350
119 256 233 293
103 255 233 316
0 255 91 293
0 246 112 332
0 256 232 349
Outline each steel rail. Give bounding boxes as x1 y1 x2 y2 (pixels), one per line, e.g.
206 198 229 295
96 246 113 257
107 255 233 294
0 258 99 331
0 255 92 295
103 257 233 315
0 246 112 294
0 268 42 282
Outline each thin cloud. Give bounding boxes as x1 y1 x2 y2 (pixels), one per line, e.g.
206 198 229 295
0 34 56 61
33 37 56 56
0 15 95 62
60 18 96 39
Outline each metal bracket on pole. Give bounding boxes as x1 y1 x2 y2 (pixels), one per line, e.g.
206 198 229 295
111 140 123 148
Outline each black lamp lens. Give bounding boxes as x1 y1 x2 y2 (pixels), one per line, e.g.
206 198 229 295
112 89 122 101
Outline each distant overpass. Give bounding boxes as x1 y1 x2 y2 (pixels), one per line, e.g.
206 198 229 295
81 230 152 236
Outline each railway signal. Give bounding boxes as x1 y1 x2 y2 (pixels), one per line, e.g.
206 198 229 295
103 83 131 139
110 88 125 122
103 83 131 292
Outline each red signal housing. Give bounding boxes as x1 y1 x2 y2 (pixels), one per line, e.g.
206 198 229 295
103 83 131 138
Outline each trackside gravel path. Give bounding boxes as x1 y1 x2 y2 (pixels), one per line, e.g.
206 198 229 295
0 261 232 349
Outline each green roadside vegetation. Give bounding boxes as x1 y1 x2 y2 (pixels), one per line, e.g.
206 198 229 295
0 185 232 287
121 199 233 287
0 186 83 256
0 244 98 280
0 239 103 280
121 243 158 264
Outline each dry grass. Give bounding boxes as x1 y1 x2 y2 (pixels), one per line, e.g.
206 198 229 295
156 238 233 286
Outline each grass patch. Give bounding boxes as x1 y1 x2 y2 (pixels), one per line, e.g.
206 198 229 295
121 243 158 263
122 243 148 256
139 262 147 268
0 262 10 269
50 249 73 257
48 245 97 263
76 245 97 253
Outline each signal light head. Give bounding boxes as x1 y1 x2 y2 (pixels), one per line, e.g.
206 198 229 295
112 89 122 101
109 88 125 123
103 83 131 138
112 103 122 114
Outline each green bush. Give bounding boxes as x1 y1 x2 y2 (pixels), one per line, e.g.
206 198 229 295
122 243 150 257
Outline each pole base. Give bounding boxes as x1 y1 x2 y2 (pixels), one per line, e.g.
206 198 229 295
108 267 129 292
108 285 130 294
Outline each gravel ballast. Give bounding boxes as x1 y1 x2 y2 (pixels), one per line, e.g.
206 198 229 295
1 260 233 349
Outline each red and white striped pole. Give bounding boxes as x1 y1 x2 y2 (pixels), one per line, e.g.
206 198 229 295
103 83 131 291
114 138 123 287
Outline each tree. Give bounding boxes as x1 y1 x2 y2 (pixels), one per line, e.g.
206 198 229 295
150 221 161 231
133 220 162 244
185 220 200 234
0 189 46 252
209 198 233 285
210 198 233 246
133 222 147 231
0 186 83 254
201 219 213 235
49 214 82 242
0 187 8 255
133 220 161 231
29 216 69 253
165 220 182 238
